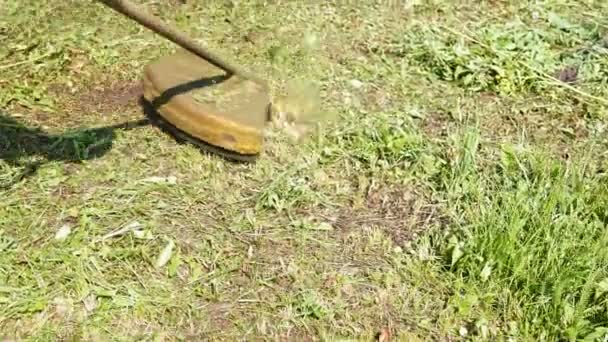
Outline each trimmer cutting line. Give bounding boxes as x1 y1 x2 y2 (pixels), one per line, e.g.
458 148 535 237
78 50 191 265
98 0 273 162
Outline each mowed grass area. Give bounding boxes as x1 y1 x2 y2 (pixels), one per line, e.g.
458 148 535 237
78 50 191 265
2 0 608 340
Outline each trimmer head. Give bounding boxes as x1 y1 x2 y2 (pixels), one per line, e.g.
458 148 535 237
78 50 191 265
141 49 271 161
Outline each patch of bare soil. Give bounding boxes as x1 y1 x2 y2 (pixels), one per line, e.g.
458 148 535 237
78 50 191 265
419 92 590 161
476 99 590 160
325 183 441 247
201 301 235 332
364 86 393 112
6 79 145 132
275 332 317 342
421 111 452 138
50 79 143 116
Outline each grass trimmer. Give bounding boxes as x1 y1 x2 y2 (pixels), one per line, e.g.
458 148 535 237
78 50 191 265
98 0 272 162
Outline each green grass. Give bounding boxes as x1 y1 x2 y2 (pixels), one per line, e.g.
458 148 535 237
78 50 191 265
2 0 608 340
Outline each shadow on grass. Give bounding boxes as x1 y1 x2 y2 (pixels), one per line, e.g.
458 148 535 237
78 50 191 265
0 111 149 189
0 73 260 189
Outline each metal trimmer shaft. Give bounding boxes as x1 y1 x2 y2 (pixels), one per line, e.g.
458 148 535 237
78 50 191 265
97 0 265 85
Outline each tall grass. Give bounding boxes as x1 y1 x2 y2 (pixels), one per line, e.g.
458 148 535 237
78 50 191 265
436 136 608 340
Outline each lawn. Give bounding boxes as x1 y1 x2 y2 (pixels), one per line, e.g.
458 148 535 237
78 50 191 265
1 0 608 340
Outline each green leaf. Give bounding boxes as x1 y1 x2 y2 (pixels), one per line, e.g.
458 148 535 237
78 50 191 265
480 262 492 282
451 242 464 267
595 278 608 299
583 327 608 341
547 12 573 30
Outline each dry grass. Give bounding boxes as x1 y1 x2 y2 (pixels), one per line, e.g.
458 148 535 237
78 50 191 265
1 0 608 340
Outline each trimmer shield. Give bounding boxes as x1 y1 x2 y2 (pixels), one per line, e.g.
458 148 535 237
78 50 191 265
141 49 271 161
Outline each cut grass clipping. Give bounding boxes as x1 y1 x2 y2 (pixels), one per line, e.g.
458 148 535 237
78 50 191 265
1 0 608 340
